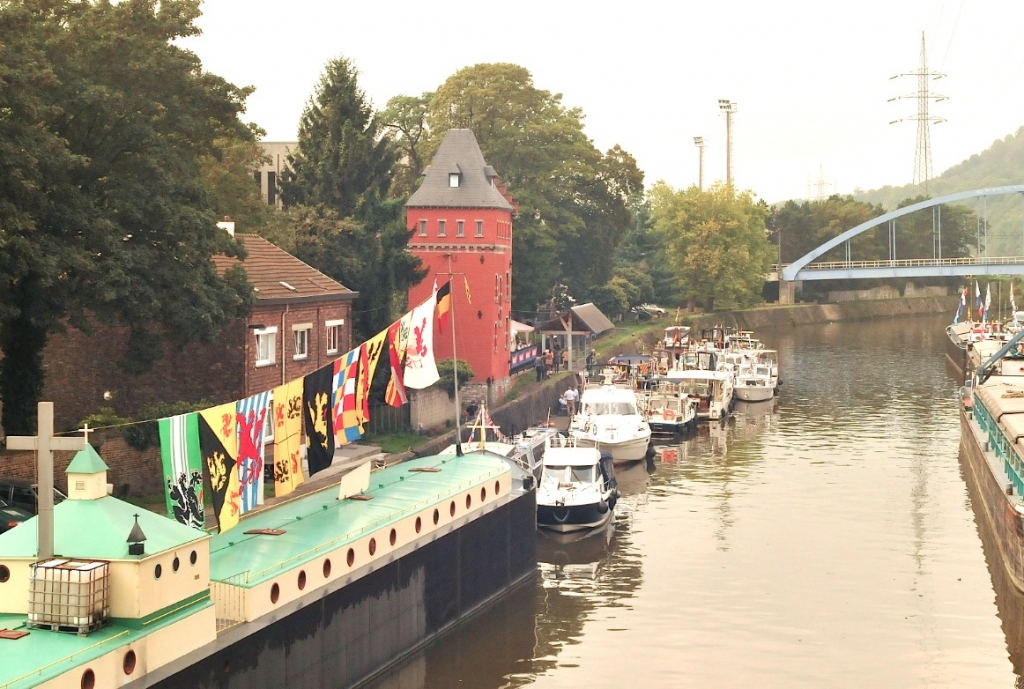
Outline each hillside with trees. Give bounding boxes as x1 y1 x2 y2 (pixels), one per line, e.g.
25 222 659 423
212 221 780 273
854 128 1024 256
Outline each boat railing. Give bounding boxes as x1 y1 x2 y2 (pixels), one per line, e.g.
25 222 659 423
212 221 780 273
973 394 1024 496
210 571 248 633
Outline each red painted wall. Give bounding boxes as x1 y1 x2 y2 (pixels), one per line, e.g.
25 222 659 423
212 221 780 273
407 207 513 383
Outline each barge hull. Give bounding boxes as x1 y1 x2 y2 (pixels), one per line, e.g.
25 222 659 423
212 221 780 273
959 407 1024 593
145 490 537 689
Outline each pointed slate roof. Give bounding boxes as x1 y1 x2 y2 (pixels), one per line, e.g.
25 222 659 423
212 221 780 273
406 129 514 210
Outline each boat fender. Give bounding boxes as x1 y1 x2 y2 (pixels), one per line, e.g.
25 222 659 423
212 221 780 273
608 494 617 510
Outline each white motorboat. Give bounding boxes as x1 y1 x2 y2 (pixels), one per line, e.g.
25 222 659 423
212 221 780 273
665 368 734 421
536 436 618 533
734 361 776 402
639 377 699 435
568 380 652 464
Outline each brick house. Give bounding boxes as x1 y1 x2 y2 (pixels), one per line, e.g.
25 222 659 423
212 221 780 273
405 129 517 399
35 230 357 434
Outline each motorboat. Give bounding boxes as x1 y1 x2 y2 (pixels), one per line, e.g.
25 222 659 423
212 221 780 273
536 435 618 533
639 377 699 434
733 357 777 402
665 368 734 421
568 378 652 464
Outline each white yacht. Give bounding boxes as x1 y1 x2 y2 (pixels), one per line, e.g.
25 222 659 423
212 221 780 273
665 368 734 421
569 378 652 464
639 377 699 434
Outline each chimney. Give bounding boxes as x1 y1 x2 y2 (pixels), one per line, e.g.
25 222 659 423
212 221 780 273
217 216 236 236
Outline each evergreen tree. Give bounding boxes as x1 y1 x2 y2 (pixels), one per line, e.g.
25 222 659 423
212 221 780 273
278 56 424 340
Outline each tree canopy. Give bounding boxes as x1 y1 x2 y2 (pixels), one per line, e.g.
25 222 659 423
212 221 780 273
650 182 774 311
0 0 257 434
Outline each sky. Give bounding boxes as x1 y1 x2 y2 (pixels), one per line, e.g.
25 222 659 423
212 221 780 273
184 0 1024 205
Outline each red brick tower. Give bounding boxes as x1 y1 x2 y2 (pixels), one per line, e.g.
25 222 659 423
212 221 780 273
406 129 516 389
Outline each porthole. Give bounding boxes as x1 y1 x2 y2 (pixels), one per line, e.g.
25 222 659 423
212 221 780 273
347 548 355 567
0 565 9 583
323 559 332 578
433 508 440 525
389 528 397 546
415 516 422 533
270 583 280 604
298 570 306 591
123 650 137 675
172 556 180 572
481 487 487 502
190 550 197 566
449 500 456 517
494 480 501 495
154 564 162 580
368 538 377 556
81 669 95 689
465 494 472 509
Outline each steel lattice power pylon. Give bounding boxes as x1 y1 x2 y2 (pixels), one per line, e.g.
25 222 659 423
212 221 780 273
889 32 946 192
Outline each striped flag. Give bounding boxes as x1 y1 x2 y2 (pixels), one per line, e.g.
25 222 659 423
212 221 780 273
158 413 205 529
236 391 270 514
436 280 452 332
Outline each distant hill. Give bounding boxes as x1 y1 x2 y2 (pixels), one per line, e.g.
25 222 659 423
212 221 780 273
853 127 1024 255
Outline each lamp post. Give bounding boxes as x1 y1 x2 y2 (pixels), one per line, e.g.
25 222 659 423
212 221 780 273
693 136 705 191
718 99 737 187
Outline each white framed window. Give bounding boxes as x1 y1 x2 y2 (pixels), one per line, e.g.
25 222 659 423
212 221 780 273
293 323 312 360
449 172 460 187
263 392 274 443
457 220 464 237
326 319 344 355
418 219 427 236
438 220 446 237
254 326 277 367
475 220 484 237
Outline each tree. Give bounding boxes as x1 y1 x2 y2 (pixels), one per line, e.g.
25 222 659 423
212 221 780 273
0 0 256 434
380 92 432 198
278 55 425 340
650 182 774 311
414 63 640 314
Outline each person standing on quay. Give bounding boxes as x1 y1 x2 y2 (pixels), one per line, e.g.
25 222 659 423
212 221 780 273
544 349 554 378
565 385 578 417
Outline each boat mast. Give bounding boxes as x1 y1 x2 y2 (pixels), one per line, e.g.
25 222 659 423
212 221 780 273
445 253 463 456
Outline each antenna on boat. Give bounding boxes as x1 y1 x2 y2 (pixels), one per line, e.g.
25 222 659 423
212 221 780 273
443 254 464 456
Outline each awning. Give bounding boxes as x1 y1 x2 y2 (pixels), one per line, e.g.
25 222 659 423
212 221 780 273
510 320 534 333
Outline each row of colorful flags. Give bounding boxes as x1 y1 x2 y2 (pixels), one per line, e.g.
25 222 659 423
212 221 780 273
157 280 464 534
954 281 1013 326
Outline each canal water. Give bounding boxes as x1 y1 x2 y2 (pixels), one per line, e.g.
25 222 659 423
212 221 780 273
368 313 1021 688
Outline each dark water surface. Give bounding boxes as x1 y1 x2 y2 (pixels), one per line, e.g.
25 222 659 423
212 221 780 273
369 314 1020 688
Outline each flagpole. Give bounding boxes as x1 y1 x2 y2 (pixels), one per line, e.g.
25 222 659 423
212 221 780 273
446 254 463 456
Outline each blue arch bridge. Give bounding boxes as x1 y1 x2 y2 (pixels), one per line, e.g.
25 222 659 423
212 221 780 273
776 185 1024 304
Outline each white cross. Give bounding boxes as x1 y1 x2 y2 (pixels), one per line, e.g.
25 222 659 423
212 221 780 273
7 402 86 559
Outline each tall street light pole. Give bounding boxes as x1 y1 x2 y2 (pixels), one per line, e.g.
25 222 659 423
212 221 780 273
718 99 737 187
693 136 705 191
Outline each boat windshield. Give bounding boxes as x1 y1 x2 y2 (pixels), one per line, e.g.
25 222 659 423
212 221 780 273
678 380 711 396
543 465 596 484
582 401 637 415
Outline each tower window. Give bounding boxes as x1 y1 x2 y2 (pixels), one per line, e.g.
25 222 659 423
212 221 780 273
475 220 484 237
457 220 464 237
438 220 446 237
418 219 427 236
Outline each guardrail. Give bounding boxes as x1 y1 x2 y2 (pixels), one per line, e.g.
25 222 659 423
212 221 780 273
799 256 1024 271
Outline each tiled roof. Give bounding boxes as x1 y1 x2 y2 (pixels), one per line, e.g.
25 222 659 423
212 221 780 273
213 234 357 304
406 129 514 210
